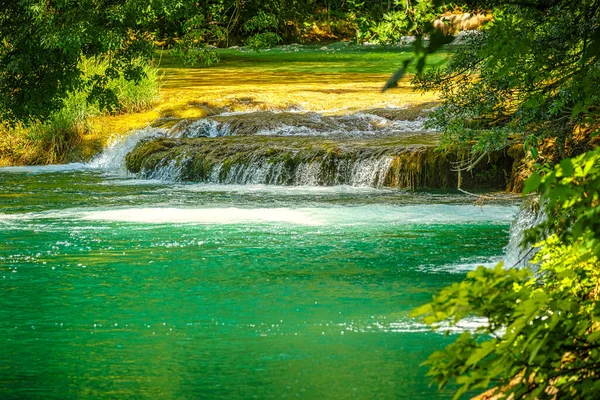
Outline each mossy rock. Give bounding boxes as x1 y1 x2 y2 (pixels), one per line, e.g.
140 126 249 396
363 102 439 121
210 111 338 136
126 135 516 190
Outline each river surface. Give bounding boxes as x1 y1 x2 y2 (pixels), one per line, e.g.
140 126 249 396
0 164 518 398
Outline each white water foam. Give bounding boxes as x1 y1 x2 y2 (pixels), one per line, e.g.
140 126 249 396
2 204 518 227
349 157 393 187
250 113 431 137
386 317 491 334
307 204 519 226
169 109 434 139
142 156 191 181
172 119 229 138
337 316 492 335
0 214 19 225
503 203 544 268
0 163 89 174
80 207 321 225
88 127 166 172
183 183 385 195
419 257 501 274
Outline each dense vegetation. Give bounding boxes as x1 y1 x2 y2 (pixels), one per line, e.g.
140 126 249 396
1 0 600 398
0 59 160 164
411 0 600 398
415 0 600 177
0 0 468 126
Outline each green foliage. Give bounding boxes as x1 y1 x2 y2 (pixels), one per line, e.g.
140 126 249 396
523 147 600 249
414 0 600 156
172 44 221 66
245 32 282 51
80 58 161 113
401 1 600 397
1 0 453 124
0 57 160 164
367 11 411 44
243 12 281 51
0 0 165 125
414 147 600 399
243 11 279 33
172 14 224 66
355 0 446 44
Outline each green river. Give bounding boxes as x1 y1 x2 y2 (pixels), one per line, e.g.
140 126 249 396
0 163 519 398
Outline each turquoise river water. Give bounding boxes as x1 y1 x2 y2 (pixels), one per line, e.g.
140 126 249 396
0 163 519 399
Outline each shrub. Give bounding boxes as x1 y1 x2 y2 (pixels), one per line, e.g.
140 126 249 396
243 12 281 51
0 58 160 165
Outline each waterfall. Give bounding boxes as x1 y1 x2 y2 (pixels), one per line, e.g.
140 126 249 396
144 156 192 181
349 157 393 187
503 198 544 268
88 127 166 173
85 107 514 189
135 155 396 187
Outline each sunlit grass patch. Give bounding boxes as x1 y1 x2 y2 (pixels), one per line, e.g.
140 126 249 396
153 46 446 119
0 59 161 165
160 45 452 75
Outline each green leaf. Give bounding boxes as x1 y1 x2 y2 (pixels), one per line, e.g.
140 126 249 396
382 59 411 92
530 147 538 159
523 173 542 194
559 159 575 177
465 340 496 366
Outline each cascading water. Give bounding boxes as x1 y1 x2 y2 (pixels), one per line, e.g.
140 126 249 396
83 108 454 188
147 155 396 187
166 110 433 139
86 107 514 190
503 198 544 268
88 126 166 172
0 105 523 399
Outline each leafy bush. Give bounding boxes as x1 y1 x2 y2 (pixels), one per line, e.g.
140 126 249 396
243 12 281 51
0 0 159 125
414 147 600 399
414 0 600 160
243 11 279 32
172 14 224 66
245 32 282 51
403 1 600 397
353 0 444 44
172 45 221 66
81 58 161 113
0 58 160 164
371 12 411 44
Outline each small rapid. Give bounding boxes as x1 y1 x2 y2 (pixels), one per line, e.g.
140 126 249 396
77 108 439 183
88 126 166 172
170 111 432 139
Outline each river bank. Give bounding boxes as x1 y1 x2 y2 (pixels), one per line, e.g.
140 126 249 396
0 45 445 166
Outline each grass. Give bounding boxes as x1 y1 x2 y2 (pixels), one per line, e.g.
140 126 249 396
0 45 449 165
152 45 447 121
0 59 161 165
160 44 452 74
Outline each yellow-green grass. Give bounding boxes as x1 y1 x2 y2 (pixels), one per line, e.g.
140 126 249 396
1 46 448 165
